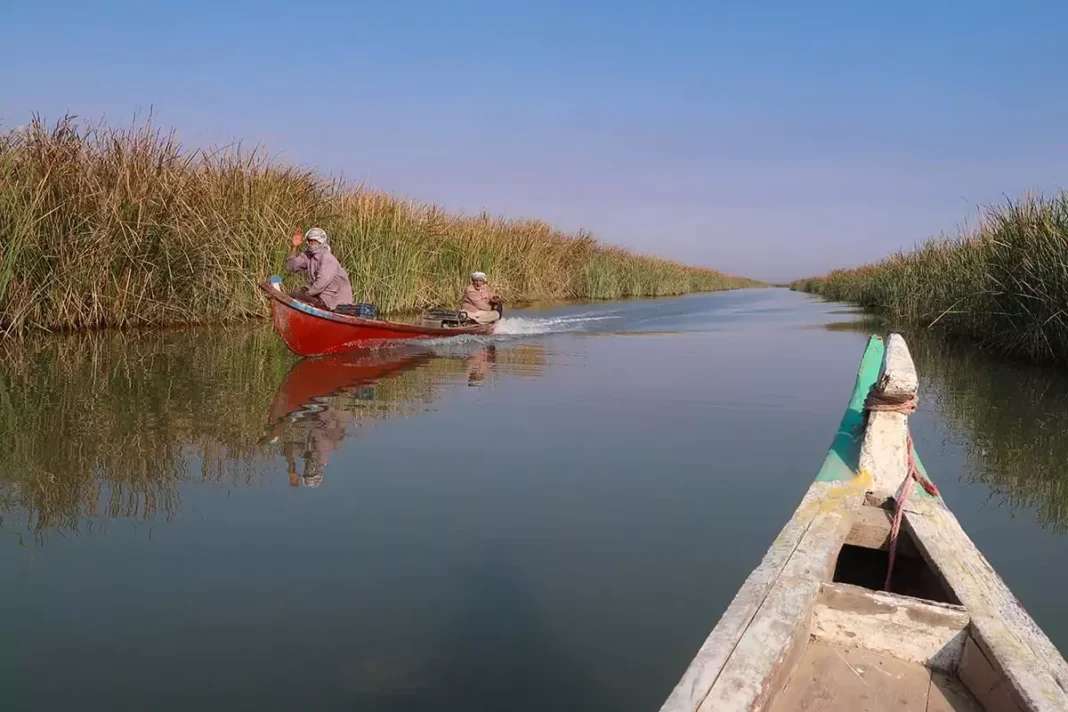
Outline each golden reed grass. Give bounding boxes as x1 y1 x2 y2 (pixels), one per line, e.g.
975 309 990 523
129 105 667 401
0 115 760 336
792 192 1068 364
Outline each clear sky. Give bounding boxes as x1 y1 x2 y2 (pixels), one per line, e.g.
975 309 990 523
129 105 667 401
2 0 1065 282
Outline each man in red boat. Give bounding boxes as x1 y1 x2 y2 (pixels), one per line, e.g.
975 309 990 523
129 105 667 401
285 227 354 311
461 271 502 324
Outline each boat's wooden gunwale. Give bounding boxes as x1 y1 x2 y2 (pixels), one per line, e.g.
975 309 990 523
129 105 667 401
905 500 1068 711
659 335 886 712
659 333 1068 712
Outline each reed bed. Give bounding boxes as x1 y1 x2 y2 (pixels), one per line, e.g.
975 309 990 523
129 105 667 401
0 115 758 336
791 192 1068 364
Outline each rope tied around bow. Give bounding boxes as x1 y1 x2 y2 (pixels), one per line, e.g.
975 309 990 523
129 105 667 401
864 386 940 590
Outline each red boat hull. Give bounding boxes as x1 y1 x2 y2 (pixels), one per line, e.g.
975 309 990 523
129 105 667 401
260 282 494 357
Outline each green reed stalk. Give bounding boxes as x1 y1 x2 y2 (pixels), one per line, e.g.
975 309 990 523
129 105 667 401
791 192 1068 364
0 116 761 336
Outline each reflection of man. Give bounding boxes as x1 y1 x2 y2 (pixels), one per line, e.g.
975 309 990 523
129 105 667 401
467 345 497 386
282 439 303 488
280 406 354 487
302 456 325 488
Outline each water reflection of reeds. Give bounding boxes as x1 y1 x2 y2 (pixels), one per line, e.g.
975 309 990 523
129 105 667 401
0 327 545 542
908 336 1068 532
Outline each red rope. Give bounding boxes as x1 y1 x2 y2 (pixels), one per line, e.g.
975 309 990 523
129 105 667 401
884 431 940 589
865 387 940 590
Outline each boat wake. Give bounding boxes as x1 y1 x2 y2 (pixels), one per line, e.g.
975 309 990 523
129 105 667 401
493 313 616 335
409 313 616 351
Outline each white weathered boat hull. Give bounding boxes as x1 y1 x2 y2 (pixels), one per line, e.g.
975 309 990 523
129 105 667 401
660 334 1068 712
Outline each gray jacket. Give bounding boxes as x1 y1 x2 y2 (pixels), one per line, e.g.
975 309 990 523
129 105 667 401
285 247 354 309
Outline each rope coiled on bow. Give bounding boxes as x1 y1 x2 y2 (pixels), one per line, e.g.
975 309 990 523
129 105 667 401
864 386 939 590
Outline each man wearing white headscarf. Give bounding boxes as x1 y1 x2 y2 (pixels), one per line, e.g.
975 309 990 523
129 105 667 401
461 271 501 324
285 227 354 310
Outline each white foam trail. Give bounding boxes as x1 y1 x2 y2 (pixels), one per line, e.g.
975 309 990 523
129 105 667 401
412 313 618 350
492 314 617 335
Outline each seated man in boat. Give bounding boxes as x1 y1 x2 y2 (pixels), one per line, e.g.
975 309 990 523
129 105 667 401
461 271 502 324
285 227 354 311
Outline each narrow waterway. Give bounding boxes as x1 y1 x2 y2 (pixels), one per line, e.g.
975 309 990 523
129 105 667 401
1 288 1065 711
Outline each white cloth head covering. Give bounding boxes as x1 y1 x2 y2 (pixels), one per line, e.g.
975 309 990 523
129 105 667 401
305 227 328 244
471 271 487 282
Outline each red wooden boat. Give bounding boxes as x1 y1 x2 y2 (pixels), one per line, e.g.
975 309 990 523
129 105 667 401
259 279 495 357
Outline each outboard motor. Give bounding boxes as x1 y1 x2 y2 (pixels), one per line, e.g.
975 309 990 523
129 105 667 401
423 308 475 327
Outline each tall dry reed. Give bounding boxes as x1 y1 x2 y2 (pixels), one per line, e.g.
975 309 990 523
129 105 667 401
792 192 1068 364
0 115 759 336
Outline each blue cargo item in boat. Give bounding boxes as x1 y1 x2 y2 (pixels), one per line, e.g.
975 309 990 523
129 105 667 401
335 302 379 319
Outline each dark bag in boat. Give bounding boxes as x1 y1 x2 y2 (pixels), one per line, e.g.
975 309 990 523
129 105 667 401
335 302 379 319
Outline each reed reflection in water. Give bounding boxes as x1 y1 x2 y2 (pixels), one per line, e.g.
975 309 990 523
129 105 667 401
0 326 545 543
910 337 1068 532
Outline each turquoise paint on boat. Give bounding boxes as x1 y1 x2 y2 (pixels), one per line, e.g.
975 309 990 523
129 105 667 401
812 333 942 501
814 334 885 483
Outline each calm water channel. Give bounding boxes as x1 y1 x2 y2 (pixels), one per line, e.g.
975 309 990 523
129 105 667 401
2 288 1066 711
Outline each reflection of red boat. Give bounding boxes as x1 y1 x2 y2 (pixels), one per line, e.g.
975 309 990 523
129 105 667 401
262 350 433 442
260 280 494 357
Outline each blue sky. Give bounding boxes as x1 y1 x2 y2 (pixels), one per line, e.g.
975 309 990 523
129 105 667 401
2 0 1065 281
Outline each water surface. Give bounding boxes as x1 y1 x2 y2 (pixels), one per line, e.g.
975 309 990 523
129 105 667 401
1 288 1065 711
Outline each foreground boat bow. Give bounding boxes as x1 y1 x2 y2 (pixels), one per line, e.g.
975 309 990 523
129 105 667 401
661 334 1068 712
